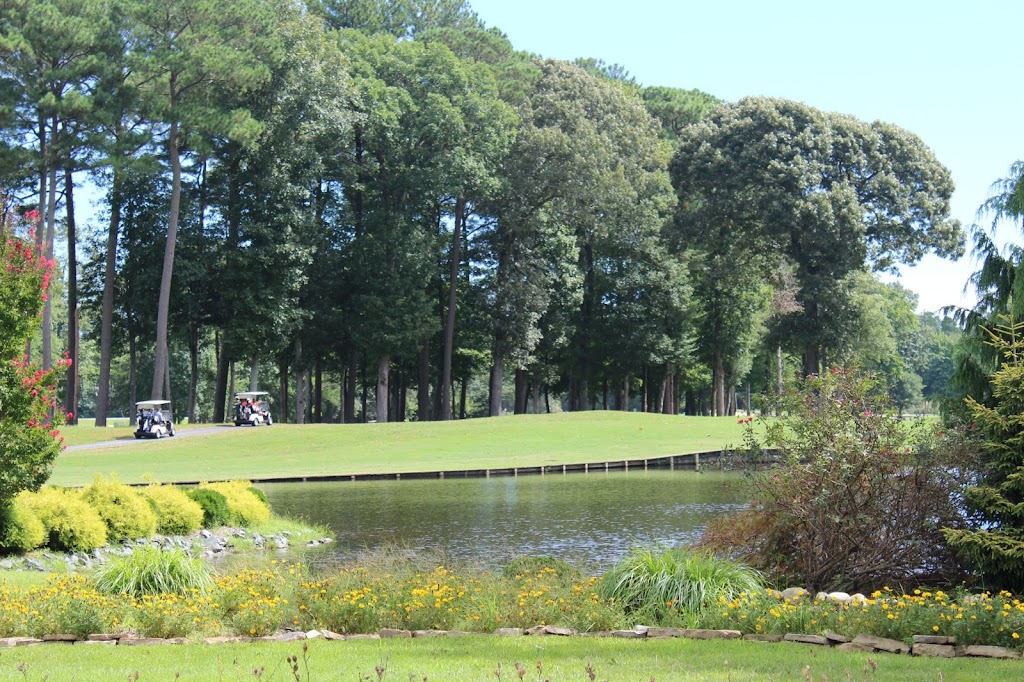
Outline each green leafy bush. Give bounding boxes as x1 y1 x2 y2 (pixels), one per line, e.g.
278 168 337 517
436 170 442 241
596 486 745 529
599 546 763 622
93 546 213 597
0 498 45 553
81 475 158 542
139 484 204 536
248 486 269 507
185 488 232 528
18 488 107 552
201 481 270 526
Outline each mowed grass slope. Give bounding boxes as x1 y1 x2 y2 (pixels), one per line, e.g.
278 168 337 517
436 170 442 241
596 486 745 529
52 412 745 486
0 636 1013 681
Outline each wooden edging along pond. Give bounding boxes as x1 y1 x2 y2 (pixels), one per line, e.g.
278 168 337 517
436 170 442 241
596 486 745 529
162 449 782 487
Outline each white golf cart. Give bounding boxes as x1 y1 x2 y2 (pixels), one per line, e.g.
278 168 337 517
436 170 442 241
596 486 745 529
233 391 273 426
134 400 175 439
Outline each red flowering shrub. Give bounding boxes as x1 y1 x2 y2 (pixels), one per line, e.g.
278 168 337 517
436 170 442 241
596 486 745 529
0 204 66 509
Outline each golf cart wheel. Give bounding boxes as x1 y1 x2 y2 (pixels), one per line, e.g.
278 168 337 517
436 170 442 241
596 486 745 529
267 417 273 425
134 434 142 439
168 428 175 437
155 430 162 439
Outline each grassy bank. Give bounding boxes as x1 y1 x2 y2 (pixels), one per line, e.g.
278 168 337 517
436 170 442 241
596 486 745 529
52 412 746 486
0 636 1013 681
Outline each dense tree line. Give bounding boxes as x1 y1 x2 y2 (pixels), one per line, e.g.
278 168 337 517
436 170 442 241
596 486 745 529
0 0 966 424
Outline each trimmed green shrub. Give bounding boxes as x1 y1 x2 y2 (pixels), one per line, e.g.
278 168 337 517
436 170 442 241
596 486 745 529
18 488 108 552
81 475 158 542
0 498 45 553
93 546 213 597
201 481 270 526
185 488 232 528
249 486 270 508
139 484 204 536
599 546 764 621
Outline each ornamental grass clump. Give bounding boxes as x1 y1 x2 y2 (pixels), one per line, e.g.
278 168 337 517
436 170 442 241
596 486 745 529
81 475 157 542
93 546 213 598
139 484 204 535
599 546 764 623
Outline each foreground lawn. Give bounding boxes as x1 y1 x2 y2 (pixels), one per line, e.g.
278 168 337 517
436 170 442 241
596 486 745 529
0 636 1012 681
52 412 746 486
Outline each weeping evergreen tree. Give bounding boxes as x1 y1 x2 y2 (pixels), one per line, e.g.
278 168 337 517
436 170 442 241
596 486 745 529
943 316 1024 591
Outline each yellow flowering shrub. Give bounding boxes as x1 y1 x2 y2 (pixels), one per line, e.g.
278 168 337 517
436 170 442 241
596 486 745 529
139 484 204 536
0 495 45 552
18 487 107 552
82 475 158 542
200 481 270 526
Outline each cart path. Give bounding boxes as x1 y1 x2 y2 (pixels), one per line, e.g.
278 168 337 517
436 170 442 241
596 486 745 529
65 425 237 451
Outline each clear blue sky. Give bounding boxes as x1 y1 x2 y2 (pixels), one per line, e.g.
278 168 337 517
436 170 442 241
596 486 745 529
468 0 1024 314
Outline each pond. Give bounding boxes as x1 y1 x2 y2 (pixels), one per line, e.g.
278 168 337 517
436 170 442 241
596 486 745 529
258 470 748 569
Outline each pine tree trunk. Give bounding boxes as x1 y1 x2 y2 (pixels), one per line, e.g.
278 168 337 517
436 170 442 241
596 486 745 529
249 355 259 391
513 368 528 414
152 115 182 399
714 350 726 417
776 344 783 416
64 169 78 422
96 169 122 427
622 373 630 412
294 338 305 425
440 198 464 421
459 378 467 420
128 334 137 426
418 340 430 421
188 323 199 423
345 348 357 423
213 333 229 422
278 359 288 424
489 348 504 417
42 143 56 371
376 354 390 423
314 360 323 423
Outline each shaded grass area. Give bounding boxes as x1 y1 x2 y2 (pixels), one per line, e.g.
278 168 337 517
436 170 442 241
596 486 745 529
52 412 747 486
0 637 1012 681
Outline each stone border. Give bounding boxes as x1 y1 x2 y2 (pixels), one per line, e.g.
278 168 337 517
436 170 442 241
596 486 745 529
3 627 1018 659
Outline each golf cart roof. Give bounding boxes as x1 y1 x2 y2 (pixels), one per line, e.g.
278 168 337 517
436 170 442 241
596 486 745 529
235 391 269 399
136 400 171 408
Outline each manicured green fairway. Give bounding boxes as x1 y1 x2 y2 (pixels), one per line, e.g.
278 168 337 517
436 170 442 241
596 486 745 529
53 412 746 486
0 636 1012 681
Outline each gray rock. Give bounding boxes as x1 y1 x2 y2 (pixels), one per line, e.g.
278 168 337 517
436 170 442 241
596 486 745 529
851 634 910 654
824 631 851 643
826 592 853 605
912 635 956 645
275 537 289 550
680 629 742 640
743 634 784 642
784 633 829 645
494 628 523 637
200 530 212 539
24 559 45 572
912 643 956 658
320 630 346 641
0 559 15 570
780 587 808 601
611 629 646 638
379 629 412 639
412 630 447 637
958 645 1021 659
645 627 685 639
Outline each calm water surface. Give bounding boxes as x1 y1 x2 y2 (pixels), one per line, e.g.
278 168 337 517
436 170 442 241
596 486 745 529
258 470 747 569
